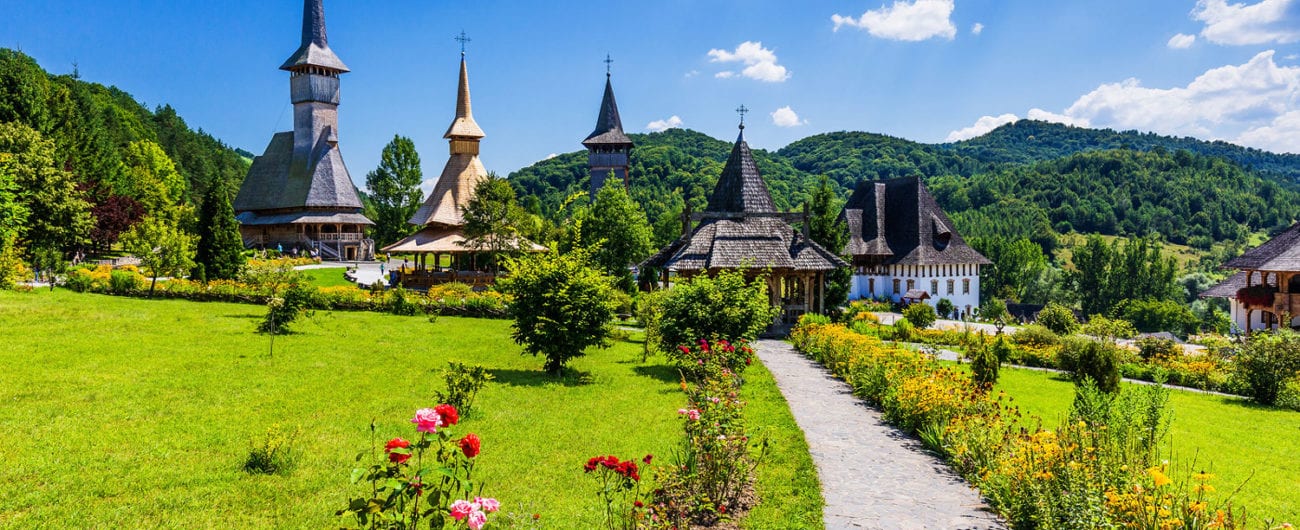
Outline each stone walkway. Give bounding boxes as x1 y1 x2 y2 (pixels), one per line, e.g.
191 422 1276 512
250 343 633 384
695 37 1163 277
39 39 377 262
754 340 1006 530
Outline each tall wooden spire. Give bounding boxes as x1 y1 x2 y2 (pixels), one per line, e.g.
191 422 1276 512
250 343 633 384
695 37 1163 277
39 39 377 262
280 0 348 72
444 54 485 144
583 57 634 198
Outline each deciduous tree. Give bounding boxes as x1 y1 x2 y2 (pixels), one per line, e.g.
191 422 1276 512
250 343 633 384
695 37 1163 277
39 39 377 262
121 214 196 297
365 135 423 247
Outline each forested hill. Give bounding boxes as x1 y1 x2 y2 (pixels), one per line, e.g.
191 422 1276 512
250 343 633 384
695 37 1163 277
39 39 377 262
947 120 1300 180
508 123 1300 251
0 49 249 247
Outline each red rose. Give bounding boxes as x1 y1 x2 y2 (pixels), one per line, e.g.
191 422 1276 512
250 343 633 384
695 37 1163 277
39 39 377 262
718 504 726 514
458 433 481 458
634 500 644 508
435 404 459 426
642 454 653 465
384 437 412 464
584 456 602 472
677 345 690 355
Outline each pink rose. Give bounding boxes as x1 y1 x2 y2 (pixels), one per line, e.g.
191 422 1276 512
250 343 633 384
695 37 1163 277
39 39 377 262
476 497 500 513
687 409 701 421
449 499 475 520
467 510 488 530
411 408 442 433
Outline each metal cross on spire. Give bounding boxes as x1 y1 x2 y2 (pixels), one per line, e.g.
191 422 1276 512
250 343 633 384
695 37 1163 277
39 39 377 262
736 104 749 128
455 31 471 55
604 54 614 76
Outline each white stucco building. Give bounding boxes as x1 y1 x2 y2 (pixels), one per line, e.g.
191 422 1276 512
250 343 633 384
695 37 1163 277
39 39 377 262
839 177 990 319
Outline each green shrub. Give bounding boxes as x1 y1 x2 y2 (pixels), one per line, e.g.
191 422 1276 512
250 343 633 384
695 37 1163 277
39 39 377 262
1118 299 1200 337
902 303 937 329
980 298 1007 322
384 286 422 316
498 250 618 375
259 283 315 335
609 289 635 318
109 270 142 293
969 335 1002 387
654 269 778 352
1081 315 1138 342
1233 330 1300 405
1013 324 1061 348
1036 302 1079 335
65 269 93 292
1135 336 1180 362
990 335 1014 364
635 290 667 357
891 318 914 342
1058 336 1123 393
433 362 494 418
242 426 299 475
935 298 955 319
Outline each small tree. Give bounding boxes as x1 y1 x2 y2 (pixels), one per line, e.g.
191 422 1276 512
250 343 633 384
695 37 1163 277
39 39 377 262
463 174 527 273
980 298 1008 323
365 135 424 247
120 215 196 297
29 246 64 291
1036 302 1079 335
1234 330 1300 405
935 298 955 320
498 250 618 375
806 176 850 312
194 185 246 281
1059 336 1123 393
969 334 1001 387
654 269 779 352
902 303 937 329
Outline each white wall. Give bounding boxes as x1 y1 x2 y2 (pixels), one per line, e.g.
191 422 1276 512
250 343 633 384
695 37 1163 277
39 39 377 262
849 263 982 318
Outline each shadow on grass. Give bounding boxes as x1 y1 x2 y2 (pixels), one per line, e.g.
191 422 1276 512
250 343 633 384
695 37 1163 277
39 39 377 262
633 364 681 385
488 368 594 388
221 313 263 320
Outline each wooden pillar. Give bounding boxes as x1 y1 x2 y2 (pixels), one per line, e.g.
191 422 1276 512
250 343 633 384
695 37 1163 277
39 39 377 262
818 272 825 314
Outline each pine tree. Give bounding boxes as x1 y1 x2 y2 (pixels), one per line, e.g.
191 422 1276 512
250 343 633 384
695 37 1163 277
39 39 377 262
806 176 850 312
194 184 245 281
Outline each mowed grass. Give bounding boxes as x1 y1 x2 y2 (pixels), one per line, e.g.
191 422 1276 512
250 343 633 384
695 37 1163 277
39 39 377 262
992 366 1300 525
0 290 821 528
299 267 356 288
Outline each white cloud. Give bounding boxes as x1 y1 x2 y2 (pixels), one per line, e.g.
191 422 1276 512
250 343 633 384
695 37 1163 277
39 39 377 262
646 115 684 132
971 22 984 36
771 106 807 128
684 70 699 78
945 113 1018 141
545 153 558 160
707 41 790 82
1192 0 1300 45
1236 110 1300 152
1027 108 1090 128
832 0 957 41
714 71 736 79
419 179 438 197
1168 33 1197 49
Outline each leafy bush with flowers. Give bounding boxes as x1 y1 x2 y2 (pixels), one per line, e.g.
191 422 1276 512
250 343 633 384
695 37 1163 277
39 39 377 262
791 321 1266 529
584 454 655 530
338 404 499 530
649 363 766 528
667 338 755 382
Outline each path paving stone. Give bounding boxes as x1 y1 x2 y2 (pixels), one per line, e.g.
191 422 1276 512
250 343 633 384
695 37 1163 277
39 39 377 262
754 340 1006 530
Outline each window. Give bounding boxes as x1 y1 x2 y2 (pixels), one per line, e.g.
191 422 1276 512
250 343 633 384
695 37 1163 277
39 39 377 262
892 279 901 294
868 278 875 294
962 279 970 294
930 279 939 295
947 279 954 295
907 279 915 291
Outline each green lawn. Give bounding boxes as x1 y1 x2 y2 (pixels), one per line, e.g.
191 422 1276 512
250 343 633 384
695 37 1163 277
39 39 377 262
299 267 355 288
0 290 821 528
993 366 1300 525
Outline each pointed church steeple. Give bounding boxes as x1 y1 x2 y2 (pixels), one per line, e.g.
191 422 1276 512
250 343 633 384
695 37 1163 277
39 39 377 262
281 0 349 73
584 56 634 198
443 53 485 147
705 113 776 214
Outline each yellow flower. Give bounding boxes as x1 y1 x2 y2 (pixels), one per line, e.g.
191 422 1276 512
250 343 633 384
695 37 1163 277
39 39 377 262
1193 483 1216 494
1148 466 1172 487
1193 470 1215 482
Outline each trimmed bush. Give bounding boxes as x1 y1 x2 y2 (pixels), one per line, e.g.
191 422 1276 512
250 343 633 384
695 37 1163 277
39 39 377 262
651 269 778 352
1035 302 1079 335
1012 324 1061 348
1233 330 1300 406
902 303 937 329
1058 336 1123 393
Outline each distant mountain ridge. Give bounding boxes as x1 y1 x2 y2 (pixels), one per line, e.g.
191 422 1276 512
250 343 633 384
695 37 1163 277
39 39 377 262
508 121 1300 249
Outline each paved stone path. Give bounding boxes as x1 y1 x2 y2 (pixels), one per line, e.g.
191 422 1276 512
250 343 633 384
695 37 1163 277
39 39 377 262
754 340 1006 530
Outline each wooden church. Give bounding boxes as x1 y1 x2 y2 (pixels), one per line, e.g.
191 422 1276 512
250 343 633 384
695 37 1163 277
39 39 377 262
233 0 374 261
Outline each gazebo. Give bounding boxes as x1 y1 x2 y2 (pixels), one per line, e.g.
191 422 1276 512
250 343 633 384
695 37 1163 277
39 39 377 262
641 119 846 329
381 46 543 288
1202 222 1300 333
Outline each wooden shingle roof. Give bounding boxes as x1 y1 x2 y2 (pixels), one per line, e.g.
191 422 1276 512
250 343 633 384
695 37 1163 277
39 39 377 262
443 57 485 140
1200 271 1248 299
582 75 633 147
281 0 349 72
233 131 365 213
1223 222 1300 271
642 125 845 273
839 176 989 266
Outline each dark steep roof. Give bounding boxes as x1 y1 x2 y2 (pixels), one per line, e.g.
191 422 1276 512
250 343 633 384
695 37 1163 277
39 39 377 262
642 125 845 273
233 131 365 213
839 176 990 266
582 75 633 147
705 128 776 214
1223 222 1300 270
1200 271 1248 299
281 0 349 72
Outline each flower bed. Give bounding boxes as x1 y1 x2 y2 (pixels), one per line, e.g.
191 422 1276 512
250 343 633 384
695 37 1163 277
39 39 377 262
791 320 1251 529
63 265 508 318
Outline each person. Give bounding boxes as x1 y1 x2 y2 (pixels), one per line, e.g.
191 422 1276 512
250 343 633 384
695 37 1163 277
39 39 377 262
380 262 385 275
276 243 283 255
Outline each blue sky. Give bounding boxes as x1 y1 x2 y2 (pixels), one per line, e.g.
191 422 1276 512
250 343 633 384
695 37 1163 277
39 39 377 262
5 0 1300 193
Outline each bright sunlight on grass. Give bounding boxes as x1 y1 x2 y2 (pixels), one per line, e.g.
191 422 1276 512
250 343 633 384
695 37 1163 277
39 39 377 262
0 290 820 528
